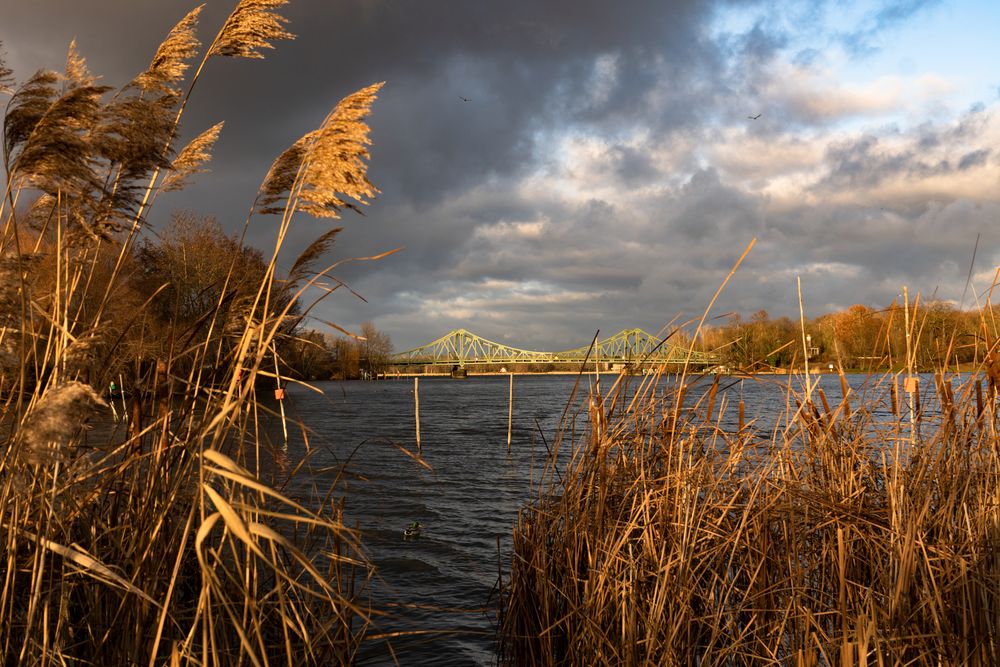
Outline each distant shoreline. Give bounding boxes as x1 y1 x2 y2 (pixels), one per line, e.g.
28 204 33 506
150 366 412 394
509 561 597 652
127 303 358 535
373 365 982 379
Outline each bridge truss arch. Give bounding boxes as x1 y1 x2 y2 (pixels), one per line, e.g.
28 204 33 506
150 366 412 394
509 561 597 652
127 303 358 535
390 328 717 367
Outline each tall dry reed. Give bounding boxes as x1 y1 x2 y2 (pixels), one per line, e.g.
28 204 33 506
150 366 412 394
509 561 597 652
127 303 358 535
0 2 386 664
500 316 1000 665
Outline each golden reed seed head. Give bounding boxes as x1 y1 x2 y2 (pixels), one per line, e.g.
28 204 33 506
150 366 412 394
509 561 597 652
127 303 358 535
0 42 12 94
133 5 203 93
0 253 41 321
296 83 383 219
23 381 108 464
64 39 96 89
63 331 104 374
161 121 224 192
210 0 294 60
256 83 383 219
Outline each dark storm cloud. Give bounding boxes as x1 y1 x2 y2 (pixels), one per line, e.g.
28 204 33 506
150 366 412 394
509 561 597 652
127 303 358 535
607 145 662 186
672 168 763 240
0 2 733 291
814 133 976 194
957 149 990 171
0 0 725 204
346 167 772 348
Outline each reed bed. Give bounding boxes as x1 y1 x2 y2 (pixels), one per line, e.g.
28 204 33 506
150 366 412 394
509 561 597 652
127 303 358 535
500 353 1000 664
0 2 385 664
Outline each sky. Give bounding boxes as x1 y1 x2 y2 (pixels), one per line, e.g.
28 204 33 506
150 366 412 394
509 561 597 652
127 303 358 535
2 0 999 351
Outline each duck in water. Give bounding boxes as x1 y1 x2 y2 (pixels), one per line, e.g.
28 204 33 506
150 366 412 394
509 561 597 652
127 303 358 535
404 521 422 539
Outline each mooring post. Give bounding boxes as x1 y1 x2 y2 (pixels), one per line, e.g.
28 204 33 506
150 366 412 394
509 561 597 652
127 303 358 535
273 342 288 450
414 377 421 452
507 372 513 452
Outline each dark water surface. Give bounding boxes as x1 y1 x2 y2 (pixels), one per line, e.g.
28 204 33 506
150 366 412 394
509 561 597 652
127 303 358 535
268 371 939 665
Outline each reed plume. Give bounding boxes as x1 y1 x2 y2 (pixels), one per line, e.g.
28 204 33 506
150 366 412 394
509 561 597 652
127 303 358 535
133 5 204 93
256 135 307 215
4 70 61 170
286 226 342 287
209 0 294 59
0 44 12 95
62 330 103 374
63 40 96 89
296 83 383 218
258 83 383 219
160 120 224 191
21 381 107 464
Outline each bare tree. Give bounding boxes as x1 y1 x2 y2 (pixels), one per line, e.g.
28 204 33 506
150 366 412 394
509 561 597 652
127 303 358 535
359 320 393 377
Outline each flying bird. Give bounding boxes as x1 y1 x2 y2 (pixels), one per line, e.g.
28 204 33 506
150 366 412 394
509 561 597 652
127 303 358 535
748 113 762 120
459 96 470 102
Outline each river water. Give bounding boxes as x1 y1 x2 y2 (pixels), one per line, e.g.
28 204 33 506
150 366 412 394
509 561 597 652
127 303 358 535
267 371 942 665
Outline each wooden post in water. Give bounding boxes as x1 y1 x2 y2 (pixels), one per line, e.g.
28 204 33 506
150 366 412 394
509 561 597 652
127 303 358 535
903 287 917 444
507 373 513 452
273 342 288 450
414 377 421 453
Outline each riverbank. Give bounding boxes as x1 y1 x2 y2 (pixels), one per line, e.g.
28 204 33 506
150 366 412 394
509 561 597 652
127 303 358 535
380 363 981 378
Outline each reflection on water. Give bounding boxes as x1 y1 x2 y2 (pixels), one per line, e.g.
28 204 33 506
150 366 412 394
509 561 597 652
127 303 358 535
261 371 950 665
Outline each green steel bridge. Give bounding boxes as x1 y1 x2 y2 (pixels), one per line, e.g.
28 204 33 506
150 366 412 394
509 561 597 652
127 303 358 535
389 328 719 367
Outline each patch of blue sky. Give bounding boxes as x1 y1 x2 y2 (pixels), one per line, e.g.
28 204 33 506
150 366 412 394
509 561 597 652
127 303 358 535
711 0 999 115
835 1 1000 106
